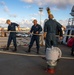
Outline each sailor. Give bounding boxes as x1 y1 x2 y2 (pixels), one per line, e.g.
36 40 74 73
44 14 64 73
43 18 63 52
27 19 42 54
44 14 63 48
5 19 20 52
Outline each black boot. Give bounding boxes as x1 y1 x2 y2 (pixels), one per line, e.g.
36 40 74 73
28 48 31 52
45 65 50 72
6 47 9 50
12 47 17 52
71 48 74 56
71 51 74 56
26 47 31 53
37 48 39 54
4 47 9 51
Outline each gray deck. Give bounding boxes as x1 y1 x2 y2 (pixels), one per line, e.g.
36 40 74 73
0 37 74 75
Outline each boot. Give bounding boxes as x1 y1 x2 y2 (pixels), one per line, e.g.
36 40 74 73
6 47 9 50
45 65 49 72
71 48 74 56
28 48 31 52
71 51 74 56
37 48 39 54
26 47 31 53
4 47 9 51
12 47 17 52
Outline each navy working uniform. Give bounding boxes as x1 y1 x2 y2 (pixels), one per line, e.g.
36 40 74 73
7 23 19 50
44 19 62 48
28 24 42 53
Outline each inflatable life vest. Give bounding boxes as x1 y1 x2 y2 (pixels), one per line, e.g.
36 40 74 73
67 38 74 47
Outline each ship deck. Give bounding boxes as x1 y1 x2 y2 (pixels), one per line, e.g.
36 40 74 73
0 37 74 75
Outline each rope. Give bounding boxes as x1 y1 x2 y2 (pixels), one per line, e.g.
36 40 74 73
61 57 74 60
0 51 44 57
0 51 74 60
0 35 74 37
0 31 29 32
0 31 74 36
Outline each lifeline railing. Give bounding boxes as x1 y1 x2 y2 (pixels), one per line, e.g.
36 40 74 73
0 31 74 48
